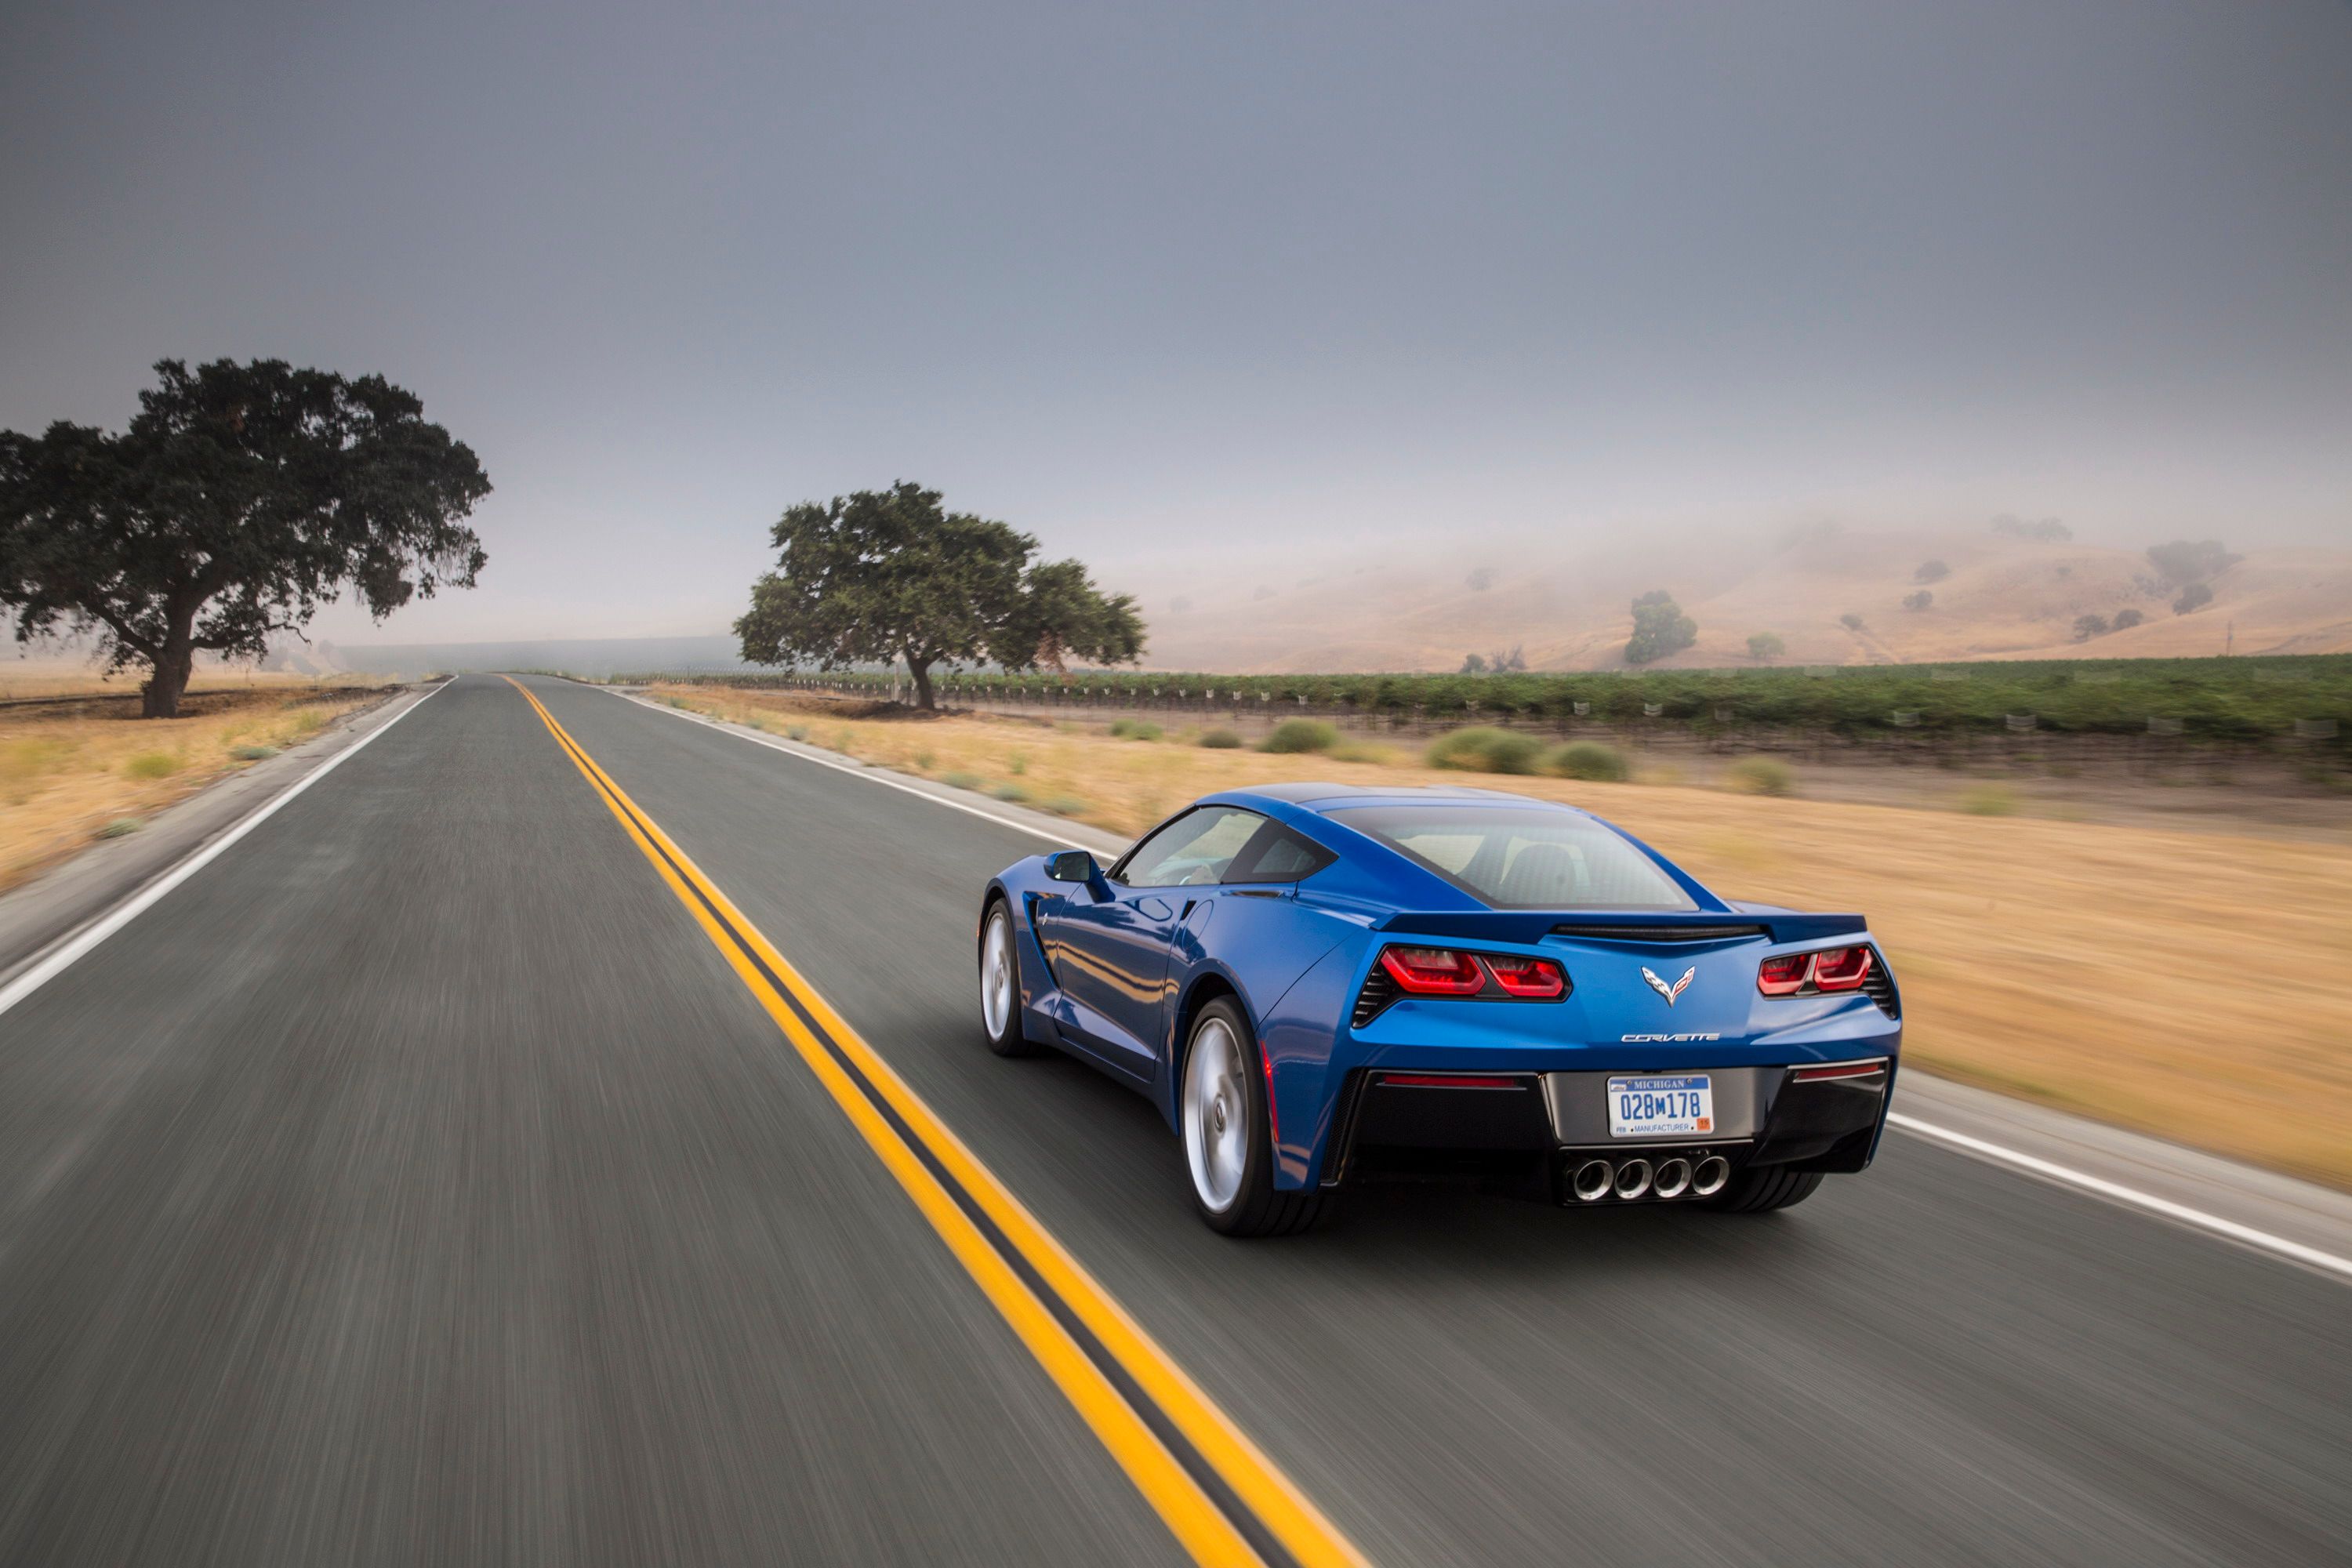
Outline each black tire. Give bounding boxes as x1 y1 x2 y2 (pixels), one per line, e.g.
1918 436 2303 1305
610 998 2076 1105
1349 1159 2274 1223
1707 1166 1824 1213
978 898 1043 1058
1180 998 1321 1237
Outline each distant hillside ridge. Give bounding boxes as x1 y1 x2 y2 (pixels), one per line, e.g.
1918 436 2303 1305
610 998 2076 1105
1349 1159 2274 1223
329 634 753 679
1131 524 2352 673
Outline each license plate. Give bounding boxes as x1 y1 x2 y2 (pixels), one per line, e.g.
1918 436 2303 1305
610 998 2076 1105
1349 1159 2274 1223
1608 1074 1715 1138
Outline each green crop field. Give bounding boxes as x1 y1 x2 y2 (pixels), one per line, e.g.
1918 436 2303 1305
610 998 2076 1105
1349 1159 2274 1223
627 655 2352 746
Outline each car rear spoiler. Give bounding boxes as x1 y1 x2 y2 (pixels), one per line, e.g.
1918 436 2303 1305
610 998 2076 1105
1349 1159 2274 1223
1371 909 1869 946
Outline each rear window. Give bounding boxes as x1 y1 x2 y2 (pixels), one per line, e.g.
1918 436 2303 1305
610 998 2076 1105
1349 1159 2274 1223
1330 805 1697 910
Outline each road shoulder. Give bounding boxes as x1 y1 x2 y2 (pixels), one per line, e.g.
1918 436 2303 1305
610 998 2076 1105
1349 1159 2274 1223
0 682 438 992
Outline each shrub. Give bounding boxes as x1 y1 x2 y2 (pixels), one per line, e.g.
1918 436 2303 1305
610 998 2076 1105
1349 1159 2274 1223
1724 757 1795 797
1542 740 1629 782
1109 719 1162 741
1746 631 1785 662
97 818 143 839
786 724 809 742
913 749 935 770
942 771 982 789
123 751 181 780
1261 718 1338 753
229 743 279 761
1197 729 1243 749
1044 795 1087 817
1007 750 1029 775
1426 727 1543 774
1959 783 2016 816
992 782 1031 804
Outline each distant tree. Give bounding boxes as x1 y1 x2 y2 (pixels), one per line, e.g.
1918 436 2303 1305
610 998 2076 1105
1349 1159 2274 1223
2073 614 2109 641
1624 590 1697 665
1914 559 1950 584
1903 590 1933 612
2145 539 2241 588
2172 581 2215 615
1459 652 1486 674
1465 567 1494 592
0 358 489 717
2111 608 2143 631
1840 612 1866 632
1486 644 1526 672
1746 630 1785 662
735 482 1143 709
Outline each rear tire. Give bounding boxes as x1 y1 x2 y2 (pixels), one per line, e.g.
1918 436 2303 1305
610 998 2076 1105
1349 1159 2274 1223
978 900 1042 1058
1181 999 1320 1237
1707 1166 1823 1213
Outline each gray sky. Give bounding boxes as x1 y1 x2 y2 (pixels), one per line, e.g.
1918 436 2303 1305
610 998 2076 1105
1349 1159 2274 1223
4 0 2348 644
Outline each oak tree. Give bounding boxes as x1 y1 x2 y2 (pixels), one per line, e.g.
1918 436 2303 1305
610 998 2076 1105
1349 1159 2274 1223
0 359 488 716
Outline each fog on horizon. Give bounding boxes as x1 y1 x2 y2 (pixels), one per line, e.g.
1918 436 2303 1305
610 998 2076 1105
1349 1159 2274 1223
4 0 2348 649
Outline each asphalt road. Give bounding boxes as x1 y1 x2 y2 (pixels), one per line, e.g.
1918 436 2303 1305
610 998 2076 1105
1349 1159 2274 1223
1 673 2344 1566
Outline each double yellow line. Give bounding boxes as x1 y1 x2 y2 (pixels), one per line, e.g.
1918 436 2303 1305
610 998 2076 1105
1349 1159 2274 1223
503 678 1368 1568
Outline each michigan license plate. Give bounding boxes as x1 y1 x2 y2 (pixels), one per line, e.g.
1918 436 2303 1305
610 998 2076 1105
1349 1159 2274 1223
1608 1074 1715 1138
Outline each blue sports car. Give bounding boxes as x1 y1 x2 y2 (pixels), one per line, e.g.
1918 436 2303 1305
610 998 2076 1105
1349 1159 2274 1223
977 784 1900 1236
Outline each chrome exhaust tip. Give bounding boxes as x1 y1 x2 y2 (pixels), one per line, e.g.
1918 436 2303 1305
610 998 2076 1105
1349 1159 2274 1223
1653 1157 1693 1200
1691 1156 1731 1198
1572 1160 1614 1202
1612 1159 1653 1200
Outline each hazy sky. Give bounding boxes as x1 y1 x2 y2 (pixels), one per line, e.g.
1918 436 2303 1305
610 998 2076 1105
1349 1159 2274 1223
4 1 2348 645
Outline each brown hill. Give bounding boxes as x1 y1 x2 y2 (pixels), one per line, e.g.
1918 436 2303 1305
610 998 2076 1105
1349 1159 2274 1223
1134 527 2352 673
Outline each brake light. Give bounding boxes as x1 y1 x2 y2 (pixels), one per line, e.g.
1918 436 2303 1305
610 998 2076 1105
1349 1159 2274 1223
1757 953 1809 996
1484 954 1567 999
1377 1073 1523 1089
1791 1059 1886 1083
1378 946 1486 995
1810 947 1872 992
1758 946 1876 996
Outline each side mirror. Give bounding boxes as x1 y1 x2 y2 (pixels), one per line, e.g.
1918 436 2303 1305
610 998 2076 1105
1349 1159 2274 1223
1045 850 1102 884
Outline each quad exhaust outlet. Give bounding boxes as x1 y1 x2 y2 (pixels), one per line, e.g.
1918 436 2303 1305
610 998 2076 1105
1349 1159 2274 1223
1568 1152 1734 1203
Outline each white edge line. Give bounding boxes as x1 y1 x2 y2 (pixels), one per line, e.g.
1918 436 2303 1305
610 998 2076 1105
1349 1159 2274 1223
608 685 2352 1287
1887 1112 2352 1283
610 688 1100 848
0 681 446 1022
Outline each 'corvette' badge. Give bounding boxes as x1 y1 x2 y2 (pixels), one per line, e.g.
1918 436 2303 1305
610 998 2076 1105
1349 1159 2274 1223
1640 965 1696 1007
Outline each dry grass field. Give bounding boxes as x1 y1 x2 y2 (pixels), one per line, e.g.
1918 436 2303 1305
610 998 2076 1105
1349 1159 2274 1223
0 680 391 891
652 684 2352 1189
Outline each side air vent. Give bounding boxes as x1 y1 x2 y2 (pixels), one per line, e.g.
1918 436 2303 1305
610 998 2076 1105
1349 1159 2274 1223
1548 924 1769 944
1860 947 1900 1020
1351 966 1399 1028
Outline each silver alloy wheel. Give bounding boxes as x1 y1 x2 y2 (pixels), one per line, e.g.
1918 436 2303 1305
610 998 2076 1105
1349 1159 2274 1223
1183 1015 1249 1213
981 909 1014 1040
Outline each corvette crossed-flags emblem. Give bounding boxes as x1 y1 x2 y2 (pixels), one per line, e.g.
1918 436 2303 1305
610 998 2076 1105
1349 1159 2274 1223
1640 965 1697 1007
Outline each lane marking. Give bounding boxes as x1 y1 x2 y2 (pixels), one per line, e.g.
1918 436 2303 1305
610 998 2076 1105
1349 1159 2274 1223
504 677 1369 1568
1887 1113 2352 1283
0 681 445 1023
617 687 2352 1288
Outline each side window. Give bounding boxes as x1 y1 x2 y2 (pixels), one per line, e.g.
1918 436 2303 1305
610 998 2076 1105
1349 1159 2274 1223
1119 808 1268 888
1225 826 1335 884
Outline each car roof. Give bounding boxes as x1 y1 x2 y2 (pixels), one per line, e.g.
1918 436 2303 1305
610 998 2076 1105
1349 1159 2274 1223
1209 782 1589 817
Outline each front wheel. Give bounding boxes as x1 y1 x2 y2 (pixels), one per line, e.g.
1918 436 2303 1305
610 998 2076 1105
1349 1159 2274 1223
1181 999 1319 1237
978 901 1041 1057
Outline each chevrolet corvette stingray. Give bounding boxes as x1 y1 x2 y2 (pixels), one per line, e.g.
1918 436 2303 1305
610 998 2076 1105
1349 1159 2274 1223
978 784 1899 1236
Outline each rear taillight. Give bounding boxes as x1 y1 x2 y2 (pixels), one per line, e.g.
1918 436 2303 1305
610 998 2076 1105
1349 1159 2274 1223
1484 954 1568 998
1378 946 1486 995
1757 946 1875 996
1790 1059 1887 1083
1360 946 1573 1021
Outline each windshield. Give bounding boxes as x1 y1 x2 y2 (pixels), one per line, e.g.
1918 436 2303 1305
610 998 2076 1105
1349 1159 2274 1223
1330 805 1698 910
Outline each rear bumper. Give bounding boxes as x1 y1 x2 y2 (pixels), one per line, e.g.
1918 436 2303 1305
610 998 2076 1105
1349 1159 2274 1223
1320 1059 1893 1198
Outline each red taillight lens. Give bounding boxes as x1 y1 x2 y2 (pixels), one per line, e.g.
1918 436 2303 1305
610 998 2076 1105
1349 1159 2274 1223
1758 953 1810 996
1483 954 1566 998
1809 946 1872 992
1790 1059 1886 1083
1378 946 1486 995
